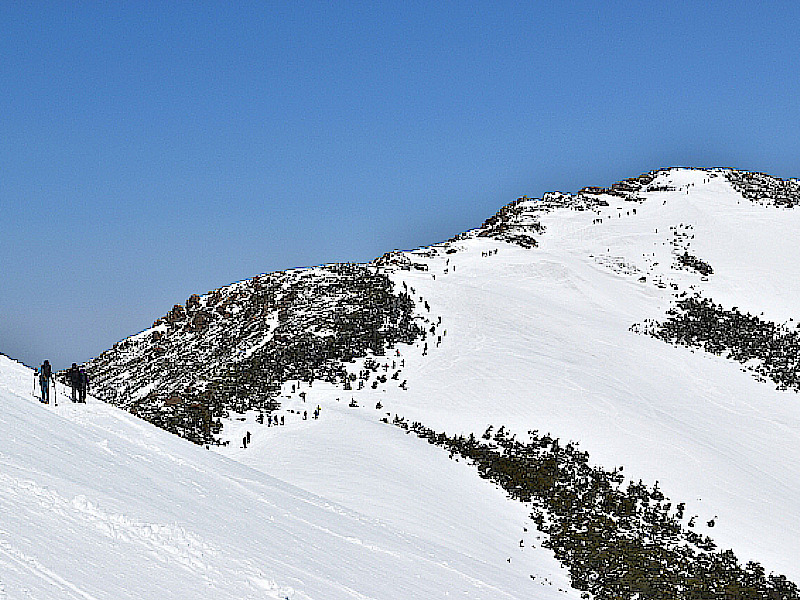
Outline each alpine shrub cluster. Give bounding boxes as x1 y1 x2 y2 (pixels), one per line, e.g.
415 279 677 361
675 251 714 276
393 417 799 600
636 296 800 393
580 169 665 200
726 170 800 208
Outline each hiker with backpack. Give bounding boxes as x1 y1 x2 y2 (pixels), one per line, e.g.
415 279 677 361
39 360 54 404
79 368 89 403
68 363 81 403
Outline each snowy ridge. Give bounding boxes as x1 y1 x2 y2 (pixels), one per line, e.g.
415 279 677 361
6 166 800 598
215 168 800 589
451 168 668 248
724 169 800 207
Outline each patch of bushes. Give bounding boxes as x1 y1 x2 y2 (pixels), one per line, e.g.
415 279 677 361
635 296 800 393
675 251 713 276
726 171 800 208
393 417 798 600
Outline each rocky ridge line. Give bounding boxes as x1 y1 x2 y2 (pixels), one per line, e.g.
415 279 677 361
725 170 800 208
452 169 677 250
85 263 425 444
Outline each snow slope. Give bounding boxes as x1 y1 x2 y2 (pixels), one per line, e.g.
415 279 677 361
5 167 800 598
0 353 570 599
217 168 800 584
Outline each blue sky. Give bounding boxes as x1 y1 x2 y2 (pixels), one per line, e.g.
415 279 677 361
2 1 800 370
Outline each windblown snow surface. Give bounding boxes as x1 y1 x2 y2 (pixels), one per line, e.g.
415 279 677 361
3 167 800 598
0 354 570 599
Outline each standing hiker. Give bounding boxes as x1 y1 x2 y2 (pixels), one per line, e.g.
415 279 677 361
79 368 89 403
68 363 81 403
39 360 53 404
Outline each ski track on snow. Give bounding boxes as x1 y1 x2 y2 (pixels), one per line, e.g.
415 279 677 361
0 540 101 600
0 471 218 582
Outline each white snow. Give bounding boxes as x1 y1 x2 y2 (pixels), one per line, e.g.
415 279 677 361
0 354 570 599
219 169 800 583
4 167 800 597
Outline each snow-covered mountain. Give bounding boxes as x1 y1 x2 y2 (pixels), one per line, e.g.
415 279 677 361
5 167 800 598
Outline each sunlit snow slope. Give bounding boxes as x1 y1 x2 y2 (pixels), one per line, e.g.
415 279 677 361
218 168 800 584
6 167 800 598
0 353 570 599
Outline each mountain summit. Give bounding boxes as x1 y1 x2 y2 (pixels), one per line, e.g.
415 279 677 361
7 166 800 598
84 167 800 446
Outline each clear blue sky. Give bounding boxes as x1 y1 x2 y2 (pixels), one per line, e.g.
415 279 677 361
3 1 800 370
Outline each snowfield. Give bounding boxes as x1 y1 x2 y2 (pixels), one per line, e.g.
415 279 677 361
218 169 800 584
0 354 571 599
3 167 800 597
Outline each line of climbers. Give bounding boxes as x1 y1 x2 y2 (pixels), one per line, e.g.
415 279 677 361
33 360 89 405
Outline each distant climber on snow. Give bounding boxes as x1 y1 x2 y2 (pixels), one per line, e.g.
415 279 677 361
38 360 54 404
68 363 82 403
79 368 89 403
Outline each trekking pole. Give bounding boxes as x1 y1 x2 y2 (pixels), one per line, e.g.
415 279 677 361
52 376 57 407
